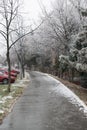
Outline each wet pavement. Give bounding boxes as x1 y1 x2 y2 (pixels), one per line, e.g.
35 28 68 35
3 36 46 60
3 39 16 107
0 71 87 130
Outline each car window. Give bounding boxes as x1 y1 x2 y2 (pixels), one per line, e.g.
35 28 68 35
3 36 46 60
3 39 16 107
0 72 3 75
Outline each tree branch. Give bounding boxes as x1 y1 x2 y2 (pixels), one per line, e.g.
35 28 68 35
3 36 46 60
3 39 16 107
0 31 7 40
0 22 6 28
9 21 44 50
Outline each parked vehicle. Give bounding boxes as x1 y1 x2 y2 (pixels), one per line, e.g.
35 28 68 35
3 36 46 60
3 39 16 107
11 67 20 74
3 66 20 74
0 68 17 77
0 72 16 84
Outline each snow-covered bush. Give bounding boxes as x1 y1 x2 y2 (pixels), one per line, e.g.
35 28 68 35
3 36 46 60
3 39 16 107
76 63 87 72
69 48 78 62
70 31 87 72
59 55 69 64
59 55 69 73
67 8 87 73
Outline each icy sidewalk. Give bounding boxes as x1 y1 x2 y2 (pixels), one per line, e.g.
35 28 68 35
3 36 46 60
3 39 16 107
46 74 87 117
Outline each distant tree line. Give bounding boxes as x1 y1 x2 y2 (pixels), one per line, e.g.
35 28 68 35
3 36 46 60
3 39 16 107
21 0 87 88
2 0 87 89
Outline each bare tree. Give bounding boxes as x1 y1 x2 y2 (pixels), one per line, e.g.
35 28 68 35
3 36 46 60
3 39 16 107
38 0 76 55
0 0 43 92
14 30 27 79
0 0 20 92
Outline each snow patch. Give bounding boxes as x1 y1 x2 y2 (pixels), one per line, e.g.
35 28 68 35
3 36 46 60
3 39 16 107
0 110 4 114
2 96 13 101
0 101 5 104
2 89 7 92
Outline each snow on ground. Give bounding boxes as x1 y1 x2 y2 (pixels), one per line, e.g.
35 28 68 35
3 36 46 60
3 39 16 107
0 110 4 114
0 96 13 114
0 72 30 114
2 96 13 101
12 72 30 87
46 74 87 117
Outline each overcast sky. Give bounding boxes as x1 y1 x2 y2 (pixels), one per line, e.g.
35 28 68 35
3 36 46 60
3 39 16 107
0 0 55 56
22 0 55 25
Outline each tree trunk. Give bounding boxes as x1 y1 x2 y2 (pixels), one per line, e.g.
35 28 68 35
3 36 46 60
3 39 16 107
7 28 11 92
71 68 75 82
7 50 11 92
20 63 25 79
22 65 25 78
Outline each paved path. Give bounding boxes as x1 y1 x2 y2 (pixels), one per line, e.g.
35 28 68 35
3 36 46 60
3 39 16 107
0 71 87 130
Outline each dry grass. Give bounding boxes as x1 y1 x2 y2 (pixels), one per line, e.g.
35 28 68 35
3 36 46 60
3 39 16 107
0 72 30 124
0 85 24 124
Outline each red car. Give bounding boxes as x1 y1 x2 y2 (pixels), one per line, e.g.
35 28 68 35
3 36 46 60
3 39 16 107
11 68 20 74
0 72 16 84
0 68 17 77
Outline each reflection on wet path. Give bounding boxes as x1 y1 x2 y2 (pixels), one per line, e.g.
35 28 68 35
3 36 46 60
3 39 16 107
0 71 87 130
